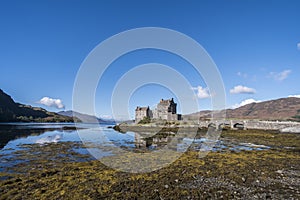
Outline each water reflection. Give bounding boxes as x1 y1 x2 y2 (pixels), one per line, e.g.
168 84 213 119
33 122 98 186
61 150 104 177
133 131 270 152
0 123 76 148
0 123 271 173
0 123 271 153
134 131 176 148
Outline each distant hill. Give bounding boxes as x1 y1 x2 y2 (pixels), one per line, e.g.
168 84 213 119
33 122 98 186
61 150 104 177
0 89 78 122
185 97 300 121
58 110 115 124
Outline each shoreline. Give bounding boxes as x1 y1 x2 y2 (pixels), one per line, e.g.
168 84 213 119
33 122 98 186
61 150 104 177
113 123 300 134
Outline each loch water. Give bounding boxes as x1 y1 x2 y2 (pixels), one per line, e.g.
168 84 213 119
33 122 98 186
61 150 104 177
0 123 270 173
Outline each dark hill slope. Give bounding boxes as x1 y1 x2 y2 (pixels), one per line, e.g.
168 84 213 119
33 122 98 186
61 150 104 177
0 89 77 122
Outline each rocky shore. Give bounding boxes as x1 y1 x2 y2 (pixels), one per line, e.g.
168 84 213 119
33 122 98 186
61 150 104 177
113 122 300 134
113 123 191 133
0 129 299 199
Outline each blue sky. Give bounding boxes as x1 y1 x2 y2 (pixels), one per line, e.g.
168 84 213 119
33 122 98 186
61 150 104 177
0 0 300 119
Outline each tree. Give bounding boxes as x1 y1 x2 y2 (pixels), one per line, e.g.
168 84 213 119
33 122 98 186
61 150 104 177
138 117 151 124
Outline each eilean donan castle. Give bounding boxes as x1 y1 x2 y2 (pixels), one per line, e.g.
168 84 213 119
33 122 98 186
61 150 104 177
135 98 182 123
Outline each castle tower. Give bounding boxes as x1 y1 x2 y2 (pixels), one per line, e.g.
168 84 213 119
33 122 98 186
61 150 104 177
135 106 150 123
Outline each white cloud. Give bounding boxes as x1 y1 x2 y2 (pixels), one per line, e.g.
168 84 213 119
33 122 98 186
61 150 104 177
269 69 291 81
38 97 65 109
192 86 210 99
288 94 300 98
230 85 256 94
232 99 261 109
297 42 300 50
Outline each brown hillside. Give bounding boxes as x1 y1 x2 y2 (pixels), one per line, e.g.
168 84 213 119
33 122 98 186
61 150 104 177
227 97 300 120
185 97 300 121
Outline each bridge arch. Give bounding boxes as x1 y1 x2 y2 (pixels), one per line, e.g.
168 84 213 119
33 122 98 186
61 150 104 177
208 123 217 128
233 122 245 130
218 123 230 130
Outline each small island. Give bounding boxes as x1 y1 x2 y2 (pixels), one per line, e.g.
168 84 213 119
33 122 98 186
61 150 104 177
114 97 300 134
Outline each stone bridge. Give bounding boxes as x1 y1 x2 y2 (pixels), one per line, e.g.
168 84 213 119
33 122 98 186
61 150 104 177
198 120 300 131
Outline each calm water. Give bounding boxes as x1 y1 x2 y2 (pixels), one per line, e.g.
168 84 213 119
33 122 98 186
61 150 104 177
0 123 270 173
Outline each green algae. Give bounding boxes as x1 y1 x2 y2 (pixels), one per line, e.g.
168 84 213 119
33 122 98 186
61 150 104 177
221 129 300 150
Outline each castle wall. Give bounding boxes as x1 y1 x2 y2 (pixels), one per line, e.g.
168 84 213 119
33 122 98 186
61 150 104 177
135 107 150 123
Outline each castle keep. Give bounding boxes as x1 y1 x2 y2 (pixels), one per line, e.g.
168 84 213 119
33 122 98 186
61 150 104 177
135 98 182 123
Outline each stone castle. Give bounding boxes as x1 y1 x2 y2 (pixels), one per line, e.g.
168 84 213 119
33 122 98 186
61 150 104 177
135 98 182 123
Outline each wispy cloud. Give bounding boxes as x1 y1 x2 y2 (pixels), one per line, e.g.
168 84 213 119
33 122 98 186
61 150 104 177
37 97 65 109
288 94 300 98
192 86 210 99
232 98 261 109
269 69 291 81
297 42 300 50
237 72 248 78
230 85 256 94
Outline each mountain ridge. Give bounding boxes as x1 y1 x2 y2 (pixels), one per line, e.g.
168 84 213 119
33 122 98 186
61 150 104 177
58 110 115 124
185 97 300 121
